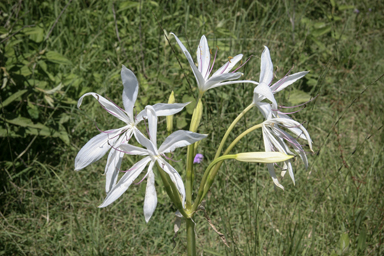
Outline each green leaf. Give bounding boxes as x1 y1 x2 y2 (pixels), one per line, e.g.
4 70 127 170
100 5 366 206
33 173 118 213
176 116 187 129
311 26 332 37
20 65 32 76
358 226 367 251
45 51 72 65
2 90 28 107
27 101 39 119
287 89 311 105
339 232 349 252
119 1 139 11
23 26 44 43
182 95 196 114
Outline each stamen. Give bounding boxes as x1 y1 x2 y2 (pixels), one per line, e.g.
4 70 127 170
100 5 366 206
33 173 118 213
228 56 233 63
232 55 253 73
271 66 294 89
277 108 305 115
96 95 120 118
93 121 116 134
220 61 231 75
206 46 218 79
142 117 151 139
108 128 128 140
279 95 318 109
107 140 135 155
120 165 139 173
161 154 181 162
105 96 127 113
135 172 149 185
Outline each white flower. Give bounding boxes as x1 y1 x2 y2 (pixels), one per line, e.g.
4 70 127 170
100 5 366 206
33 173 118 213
99 106 207 222
171 33 252 96
262 118 313 189
253 46 309 119
74 65 189 193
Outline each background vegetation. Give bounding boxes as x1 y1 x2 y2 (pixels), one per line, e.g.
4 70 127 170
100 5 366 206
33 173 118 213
1 0 383 255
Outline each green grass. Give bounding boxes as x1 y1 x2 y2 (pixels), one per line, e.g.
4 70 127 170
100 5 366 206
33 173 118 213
1 0 383 255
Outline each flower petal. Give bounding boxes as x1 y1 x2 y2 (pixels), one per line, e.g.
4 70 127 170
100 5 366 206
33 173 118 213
118 143 149 156
121 65 139 121
255 102 272 120
134 128 159 156
196 35 211 78
267 163 284 190
78 92 130 123
99 157 151 208
74 129 121 171
211 54 243 78
171 33 205 90
144 167 157 223
260 46 274 84
275 113 310 141
270 71 309 93
159 130 208 154
105 133 127 192
205 72 243 91
253 82 278 111
145 106 158 148
157 158 186 207
135 102 190 123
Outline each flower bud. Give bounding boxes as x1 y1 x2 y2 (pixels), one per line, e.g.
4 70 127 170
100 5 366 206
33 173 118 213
235 152 293 163
166 91 175 133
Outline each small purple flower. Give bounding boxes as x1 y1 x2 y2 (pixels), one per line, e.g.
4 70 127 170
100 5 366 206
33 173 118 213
354 9 360 14
193 153 204 164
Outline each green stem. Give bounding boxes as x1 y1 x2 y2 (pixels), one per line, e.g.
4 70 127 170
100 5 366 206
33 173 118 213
186 98 203 209
192 155 236 212
186 218 196 256
193 123 263 209
214 103 254 159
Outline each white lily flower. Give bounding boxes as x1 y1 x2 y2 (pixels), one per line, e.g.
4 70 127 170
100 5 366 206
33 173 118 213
74 65 189 193
262 117 313 189
171 33 253 96
99 105 208 222
253 46 309 119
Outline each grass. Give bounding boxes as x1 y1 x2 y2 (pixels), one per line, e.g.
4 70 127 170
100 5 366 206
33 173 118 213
1 0 383 255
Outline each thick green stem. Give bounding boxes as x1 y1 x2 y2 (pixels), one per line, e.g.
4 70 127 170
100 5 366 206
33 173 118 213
214 103 254 159
186 98 203 209
186 218 196 256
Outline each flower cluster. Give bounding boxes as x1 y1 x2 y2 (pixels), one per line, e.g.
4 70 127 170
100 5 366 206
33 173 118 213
74 33 313 223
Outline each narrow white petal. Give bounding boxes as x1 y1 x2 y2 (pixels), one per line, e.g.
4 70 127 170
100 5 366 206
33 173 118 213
196 35 211 78
99 157 151 208
145 106 158 148
118 143 149 156
136 102 189 123
267 163 284 190
159 130 208 154
134 128 159 156
286 160 295 185
260 46 274 84
157 158 186 207
144 167 157 222
204 72 242 91
77 93 130 123
275 113 309 140
255 102 272 119
121 65 139 120
171 33 205 90
211 54 243 78
270 71 309 93
253 82 278 111
105 133 127 192
74 129 121 171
